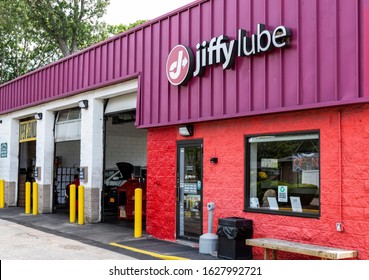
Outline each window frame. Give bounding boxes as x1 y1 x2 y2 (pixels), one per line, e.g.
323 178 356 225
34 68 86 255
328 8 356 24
244 130 321 218
56 108 81 123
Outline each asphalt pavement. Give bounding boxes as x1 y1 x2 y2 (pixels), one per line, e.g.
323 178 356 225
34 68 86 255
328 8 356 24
0 218 135 260
0 207 219 260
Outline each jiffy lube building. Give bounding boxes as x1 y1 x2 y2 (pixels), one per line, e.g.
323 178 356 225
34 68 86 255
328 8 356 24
1 0 369 259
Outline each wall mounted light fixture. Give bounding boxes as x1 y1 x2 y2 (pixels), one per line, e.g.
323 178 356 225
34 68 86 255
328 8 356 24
179 125 193 137
34 113 43 120
78 99 89 109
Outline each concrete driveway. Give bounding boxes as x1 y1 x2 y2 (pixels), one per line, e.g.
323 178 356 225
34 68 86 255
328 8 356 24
0 219 135 260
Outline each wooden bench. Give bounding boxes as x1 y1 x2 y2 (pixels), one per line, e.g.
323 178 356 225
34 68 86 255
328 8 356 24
246 238 358 260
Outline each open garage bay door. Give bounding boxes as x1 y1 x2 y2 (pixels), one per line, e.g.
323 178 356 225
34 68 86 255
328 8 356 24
53 108 81 211
103 91 147 223
105 92 137 115
55 108 81 142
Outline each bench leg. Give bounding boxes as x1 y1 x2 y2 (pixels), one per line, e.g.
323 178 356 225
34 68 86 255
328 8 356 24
272 250 277 260
264 249 277 260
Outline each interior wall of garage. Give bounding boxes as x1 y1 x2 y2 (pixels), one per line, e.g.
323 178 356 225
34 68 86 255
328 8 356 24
105 120 147 169
19 142 35 170
55 141 81 167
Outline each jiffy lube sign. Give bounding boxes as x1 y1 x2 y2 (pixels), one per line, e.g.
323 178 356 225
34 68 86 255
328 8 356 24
166 24 292 86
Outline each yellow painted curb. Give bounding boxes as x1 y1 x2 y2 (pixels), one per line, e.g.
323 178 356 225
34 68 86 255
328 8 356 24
109 242 189 260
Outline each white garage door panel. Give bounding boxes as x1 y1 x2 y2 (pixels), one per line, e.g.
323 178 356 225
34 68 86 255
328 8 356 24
105 92 137 114
55 121 81 142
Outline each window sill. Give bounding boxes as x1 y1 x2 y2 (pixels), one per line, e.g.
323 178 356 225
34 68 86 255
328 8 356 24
244 207 320 218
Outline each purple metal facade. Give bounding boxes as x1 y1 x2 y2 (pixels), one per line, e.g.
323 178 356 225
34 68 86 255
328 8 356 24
0 0 368 128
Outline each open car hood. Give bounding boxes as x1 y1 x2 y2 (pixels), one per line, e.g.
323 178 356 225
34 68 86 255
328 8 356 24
116 162 134 180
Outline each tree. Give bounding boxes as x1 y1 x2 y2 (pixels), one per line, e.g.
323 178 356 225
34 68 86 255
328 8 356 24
105 20 147 37
0 0 59 84
25 0 111 57
0 0 146 84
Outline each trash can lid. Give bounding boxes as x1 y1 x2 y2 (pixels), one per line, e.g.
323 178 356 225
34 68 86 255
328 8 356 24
218 217 252 227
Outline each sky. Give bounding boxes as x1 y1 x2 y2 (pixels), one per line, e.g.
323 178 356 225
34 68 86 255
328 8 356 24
103 0 195 25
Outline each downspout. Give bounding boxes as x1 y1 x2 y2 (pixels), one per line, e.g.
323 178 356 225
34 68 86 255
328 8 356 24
337 110 343 231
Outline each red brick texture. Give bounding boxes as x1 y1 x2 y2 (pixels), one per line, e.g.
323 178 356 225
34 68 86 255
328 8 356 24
146 104 369 259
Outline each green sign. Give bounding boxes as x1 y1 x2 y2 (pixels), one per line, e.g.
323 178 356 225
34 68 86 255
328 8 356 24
278 185 288 203
1 143 7 158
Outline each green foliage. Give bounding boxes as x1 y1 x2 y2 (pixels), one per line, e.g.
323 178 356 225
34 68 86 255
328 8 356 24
25 0 111 56
105 20 147 37
0 0 146 84
0 0 60 84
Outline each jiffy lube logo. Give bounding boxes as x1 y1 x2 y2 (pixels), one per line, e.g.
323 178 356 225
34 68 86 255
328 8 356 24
166 24 292 86
166 45 194 86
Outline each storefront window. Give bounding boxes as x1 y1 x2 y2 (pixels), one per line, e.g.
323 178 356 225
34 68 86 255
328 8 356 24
245 132 320 217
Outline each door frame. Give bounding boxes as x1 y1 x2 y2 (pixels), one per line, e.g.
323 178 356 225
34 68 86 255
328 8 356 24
176 139 203 241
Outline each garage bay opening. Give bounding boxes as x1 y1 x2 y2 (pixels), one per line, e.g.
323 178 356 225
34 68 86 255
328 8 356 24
103 105 147 225
52 108 81 213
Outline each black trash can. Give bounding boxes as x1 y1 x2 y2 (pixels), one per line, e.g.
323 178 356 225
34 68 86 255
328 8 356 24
216 217 253 260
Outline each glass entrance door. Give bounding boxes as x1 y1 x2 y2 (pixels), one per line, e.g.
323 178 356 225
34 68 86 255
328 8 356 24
176 140 203 240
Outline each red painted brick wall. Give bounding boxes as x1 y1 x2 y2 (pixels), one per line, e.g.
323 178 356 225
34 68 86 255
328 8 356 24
146 104 369 259
146 127 178 240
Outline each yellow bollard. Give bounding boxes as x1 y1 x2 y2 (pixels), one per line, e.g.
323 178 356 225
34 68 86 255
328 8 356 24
25 182 31 214
78 185 84 225
32 182 38 215
134 188 142 238
69 184 76 223
0 179 4 208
